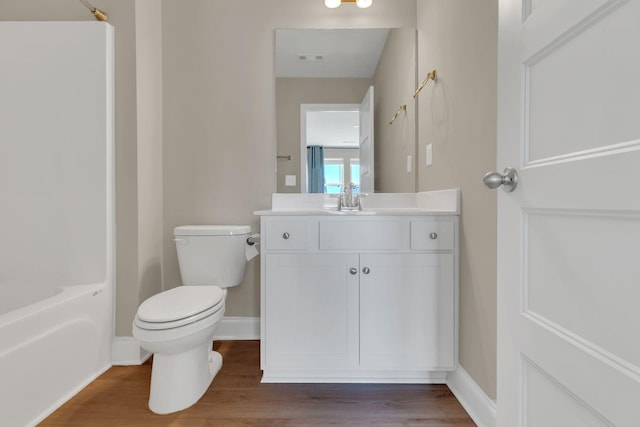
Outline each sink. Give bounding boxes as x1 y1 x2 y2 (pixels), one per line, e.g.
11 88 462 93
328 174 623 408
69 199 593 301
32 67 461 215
327 209 377 215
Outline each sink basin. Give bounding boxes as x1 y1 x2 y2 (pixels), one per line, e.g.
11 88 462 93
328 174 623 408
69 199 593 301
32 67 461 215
327 210 377 215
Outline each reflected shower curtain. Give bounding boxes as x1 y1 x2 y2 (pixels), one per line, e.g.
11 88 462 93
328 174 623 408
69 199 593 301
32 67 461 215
307 145 325 193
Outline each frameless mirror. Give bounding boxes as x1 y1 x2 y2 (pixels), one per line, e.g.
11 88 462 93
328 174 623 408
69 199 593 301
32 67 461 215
275 27 417 194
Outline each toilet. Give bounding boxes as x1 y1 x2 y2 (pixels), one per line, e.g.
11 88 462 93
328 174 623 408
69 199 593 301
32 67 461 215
132 225 253 414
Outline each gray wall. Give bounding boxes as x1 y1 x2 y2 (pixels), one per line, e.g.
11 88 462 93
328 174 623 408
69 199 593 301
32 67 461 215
163 0 497 400
373 28 417 193
161 0 418 317
134 0 164 332
416 0 498 399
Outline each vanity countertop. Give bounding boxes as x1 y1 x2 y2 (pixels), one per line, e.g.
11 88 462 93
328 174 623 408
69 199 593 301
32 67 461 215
253 208 456 216
254 189 460 216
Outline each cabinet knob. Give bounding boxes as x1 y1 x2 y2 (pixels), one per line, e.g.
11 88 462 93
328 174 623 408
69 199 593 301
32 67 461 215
429 232 438 240
362 267 370 274
282 232 290 239
349 267 358 275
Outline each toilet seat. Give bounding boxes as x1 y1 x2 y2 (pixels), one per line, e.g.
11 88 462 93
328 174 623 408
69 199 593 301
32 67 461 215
135 286 225 331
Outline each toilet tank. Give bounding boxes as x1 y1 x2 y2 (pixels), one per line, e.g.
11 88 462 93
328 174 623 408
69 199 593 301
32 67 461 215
173 225 251 288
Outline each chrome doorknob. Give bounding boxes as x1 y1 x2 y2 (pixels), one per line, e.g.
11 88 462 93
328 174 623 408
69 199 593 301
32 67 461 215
349 267 358 275
482 167 519 192
362 267 370 274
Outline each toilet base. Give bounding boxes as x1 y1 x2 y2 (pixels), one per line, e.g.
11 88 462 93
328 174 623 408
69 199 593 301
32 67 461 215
148 342 223 414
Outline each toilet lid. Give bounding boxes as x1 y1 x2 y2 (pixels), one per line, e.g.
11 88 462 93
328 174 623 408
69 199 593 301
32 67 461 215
137 286 225 323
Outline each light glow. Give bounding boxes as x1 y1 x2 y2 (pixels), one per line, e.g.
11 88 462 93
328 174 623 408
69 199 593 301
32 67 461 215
356 0 372 8
324 0 341 8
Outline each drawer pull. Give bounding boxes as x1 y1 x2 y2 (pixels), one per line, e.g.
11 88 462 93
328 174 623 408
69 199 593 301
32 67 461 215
362 267 370 274
429 232 438 240
349 267 358 275
282 232 290 240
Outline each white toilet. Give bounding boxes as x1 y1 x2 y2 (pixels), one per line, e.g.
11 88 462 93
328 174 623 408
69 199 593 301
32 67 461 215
132 225 253 414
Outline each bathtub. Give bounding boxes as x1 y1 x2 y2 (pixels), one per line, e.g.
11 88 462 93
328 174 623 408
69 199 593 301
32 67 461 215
0 21 115 427
0 282 113 427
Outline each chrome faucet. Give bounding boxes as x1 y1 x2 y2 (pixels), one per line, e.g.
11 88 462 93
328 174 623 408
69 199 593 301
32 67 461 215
338 183 362 211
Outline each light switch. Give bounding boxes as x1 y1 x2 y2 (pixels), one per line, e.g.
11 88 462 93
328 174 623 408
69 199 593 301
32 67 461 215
406 155 412 173
285 175 296 186
426 144 433 166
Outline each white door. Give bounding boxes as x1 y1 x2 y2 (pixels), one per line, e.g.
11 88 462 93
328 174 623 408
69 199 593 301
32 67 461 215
359 86 374 193
496 1 640 426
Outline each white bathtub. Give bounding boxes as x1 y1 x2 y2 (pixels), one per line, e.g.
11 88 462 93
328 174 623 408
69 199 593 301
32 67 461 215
0 21 115 427
0 282 113 427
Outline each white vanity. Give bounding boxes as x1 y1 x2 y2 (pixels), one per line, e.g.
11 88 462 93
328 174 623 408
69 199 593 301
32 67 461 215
255 189 459 383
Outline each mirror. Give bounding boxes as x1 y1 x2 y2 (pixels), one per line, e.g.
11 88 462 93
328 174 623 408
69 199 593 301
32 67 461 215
275 27 417 194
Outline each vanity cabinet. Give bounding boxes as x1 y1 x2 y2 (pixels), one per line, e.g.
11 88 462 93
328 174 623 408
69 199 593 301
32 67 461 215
259 214 458 383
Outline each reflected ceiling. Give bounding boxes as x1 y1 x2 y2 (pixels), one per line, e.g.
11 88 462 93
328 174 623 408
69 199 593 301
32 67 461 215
275 28 390 78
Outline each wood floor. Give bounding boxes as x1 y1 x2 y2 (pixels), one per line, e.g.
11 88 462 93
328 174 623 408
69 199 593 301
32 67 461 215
41 341 476 426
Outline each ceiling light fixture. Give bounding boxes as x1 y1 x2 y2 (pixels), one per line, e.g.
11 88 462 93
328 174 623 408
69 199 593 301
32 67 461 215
324 0 373 9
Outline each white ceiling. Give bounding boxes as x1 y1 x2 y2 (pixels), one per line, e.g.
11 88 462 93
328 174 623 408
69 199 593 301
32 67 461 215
275 28 390 78
307 110 360 148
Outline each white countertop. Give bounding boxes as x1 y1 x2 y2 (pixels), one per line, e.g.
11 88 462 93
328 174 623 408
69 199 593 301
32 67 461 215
254 189 460 216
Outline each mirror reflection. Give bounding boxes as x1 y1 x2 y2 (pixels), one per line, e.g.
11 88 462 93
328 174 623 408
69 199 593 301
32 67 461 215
275 28 417 194
302 104 361 194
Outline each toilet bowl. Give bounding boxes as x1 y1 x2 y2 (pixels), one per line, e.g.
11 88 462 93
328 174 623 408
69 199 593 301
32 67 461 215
132 225 253 414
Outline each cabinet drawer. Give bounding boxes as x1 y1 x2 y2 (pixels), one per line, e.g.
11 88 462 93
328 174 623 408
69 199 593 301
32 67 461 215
320 220 404 250
265 221 310 250
411 220 454 251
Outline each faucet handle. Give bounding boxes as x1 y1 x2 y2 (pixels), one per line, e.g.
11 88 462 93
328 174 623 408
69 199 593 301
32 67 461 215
352 194 364 211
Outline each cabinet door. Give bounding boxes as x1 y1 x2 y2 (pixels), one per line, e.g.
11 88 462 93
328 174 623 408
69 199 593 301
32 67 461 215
264 253 359 369
359 253 455 370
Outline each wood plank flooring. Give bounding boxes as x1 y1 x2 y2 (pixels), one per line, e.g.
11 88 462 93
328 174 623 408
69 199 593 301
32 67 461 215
41 341 476 426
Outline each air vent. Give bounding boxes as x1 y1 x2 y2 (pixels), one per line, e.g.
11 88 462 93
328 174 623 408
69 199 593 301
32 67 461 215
297 54 324 62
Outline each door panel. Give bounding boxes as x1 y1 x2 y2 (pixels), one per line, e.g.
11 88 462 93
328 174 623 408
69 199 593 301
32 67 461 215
264 253 359 369
525 211 640 367
523 0 640 163
359 253 455 370
497 0 640 425
523 359 612 427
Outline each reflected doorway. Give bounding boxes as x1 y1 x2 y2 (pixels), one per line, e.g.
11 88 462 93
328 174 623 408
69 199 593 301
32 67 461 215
300 86 374 193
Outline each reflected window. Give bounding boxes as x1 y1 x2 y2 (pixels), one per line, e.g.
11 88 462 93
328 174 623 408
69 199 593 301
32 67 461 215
323 158 360 193
350 159 360 194
324 159 344 194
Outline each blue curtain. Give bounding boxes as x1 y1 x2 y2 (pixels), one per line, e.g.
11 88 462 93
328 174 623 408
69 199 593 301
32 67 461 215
307 145 325 193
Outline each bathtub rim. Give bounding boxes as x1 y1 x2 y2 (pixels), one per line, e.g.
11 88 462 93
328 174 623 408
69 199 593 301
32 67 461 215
0 282 108 329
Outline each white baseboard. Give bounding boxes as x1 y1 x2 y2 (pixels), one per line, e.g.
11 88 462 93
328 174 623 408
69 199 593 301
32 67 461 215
111 336 151 366
213 316 260 340
262 369 448 384
111 317 258 366
447 366 497 427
